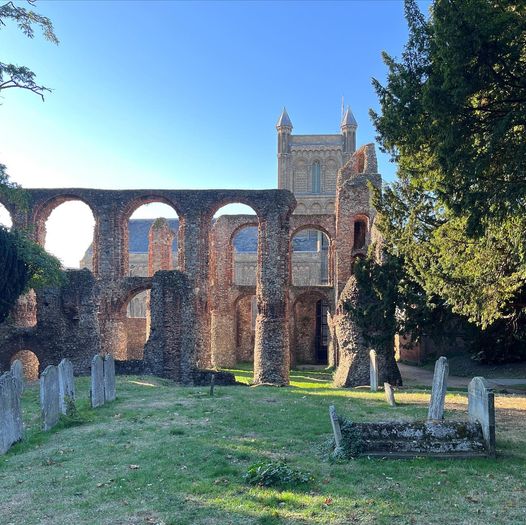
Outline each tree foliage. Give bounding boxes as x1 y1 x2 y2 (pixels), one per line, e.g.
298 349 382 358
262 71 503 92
0 226 28 322
372 0 526 230
371 0 526 362
0 0 58 101
0 1 64 317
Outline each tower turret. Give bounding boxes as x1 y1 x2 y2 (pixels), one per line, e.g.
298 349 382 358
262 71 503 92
276 107 293 188
340 106 357 160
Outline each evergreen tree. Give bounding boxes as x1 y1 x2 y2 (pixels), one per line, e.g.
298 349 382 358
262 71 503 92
0 226 28 322
371 0 526 361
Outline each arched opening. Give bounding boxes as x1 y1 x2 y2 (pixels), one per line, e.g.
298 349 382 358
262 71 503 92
10 350 39 381
232 225 258 285
211 203 258 286
44 200 95 269
0 203 13 229
291 228 331 286
210 203 258 368
127 202 179 278
353 218 367 250
125 202 178 340
292 293 330 365
123 286 152 360
235 294 257 363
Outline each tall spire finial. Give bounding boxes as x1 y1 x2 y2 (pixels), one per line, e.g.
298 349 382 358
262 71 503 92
341 106 357 129
276 107 293 130
341 96 344 121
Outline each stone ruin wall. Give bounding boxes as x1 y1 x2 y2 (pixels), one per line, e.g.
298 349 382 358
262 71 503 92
0 145 380 385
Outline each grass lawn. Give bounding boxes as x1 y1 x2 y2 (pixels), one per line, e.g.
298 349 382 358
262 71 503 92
1 367 525 525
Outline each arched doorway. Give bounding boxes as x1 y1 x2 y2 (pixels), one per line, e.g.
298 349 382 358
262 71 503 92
293 293 330 365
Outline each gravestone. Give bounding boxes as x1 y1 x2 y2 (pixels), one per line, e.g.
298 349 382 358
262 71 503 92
369 350 378 392
58 358 76 415
103 354 116 402
427 356 449 420
10 359 24 397
209 374 215 397
468 377 496 456
91 355 105 408
40 365 60 431
329 405 343 449
384 383 396 407
0 372 23 454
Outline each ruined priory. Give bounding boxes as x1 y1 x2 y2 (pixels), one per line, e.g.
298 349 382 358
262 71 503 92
0 108 379 386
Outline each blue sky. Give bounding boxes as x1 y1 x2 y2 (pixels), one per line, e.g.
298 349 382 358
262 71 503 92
0 0 430 265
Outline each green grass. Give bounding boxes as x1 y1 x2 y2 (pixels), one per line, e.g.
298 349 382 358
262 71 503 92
0 370 525 525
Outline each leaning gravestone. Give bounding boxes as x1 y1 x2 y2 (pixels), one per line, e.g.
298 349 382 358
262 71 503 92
10 359 24 397
58 358 76 415
40 365 60 431
0 372 23 454
103 354 116 402
91 355 105 408
468 377 496 456
329 405 343 450
369 350 378 392
427 356 449 420
384 383 396 407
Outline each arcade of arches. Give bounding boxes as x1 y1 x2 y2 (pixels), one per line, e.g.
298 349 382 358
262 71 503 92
0 145 380 386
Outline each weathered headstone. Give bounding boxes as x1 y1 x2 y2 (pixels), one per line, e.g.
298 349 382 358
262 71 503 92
209 374 215 397
369 350 378 392
91 354 105 408
10 359 24 397
329 405 343 450
0 372 23 454
40 365 60 431
58 358 76 415
468 377 496 456
103 354 116 402
427 356 449 420
384 382 396 407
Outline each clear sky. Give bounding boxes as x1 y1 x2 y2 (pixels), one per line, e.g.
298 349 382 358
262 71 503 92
0 0 430 266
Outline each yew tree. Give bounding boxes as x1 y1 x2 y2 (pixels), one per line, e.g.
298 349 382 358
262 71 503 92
370 0 526 361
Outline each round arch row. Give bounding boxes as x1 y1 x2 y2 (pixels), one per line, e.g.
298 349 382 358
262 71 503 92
211 287 334 368
210 212 370 288
2 188 296 280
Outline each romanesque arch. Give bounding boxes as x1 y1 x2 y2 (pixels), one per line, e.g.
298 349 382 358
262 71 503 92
291 290 332 365
122 195 181 277
289 224 333 287
32 194 97 271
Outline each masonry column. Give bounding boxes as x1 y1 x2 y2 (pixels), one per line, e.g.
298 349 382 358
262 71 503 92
253 209 291 386
178 209 212 370
209 218 236 367
93 205 127 280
